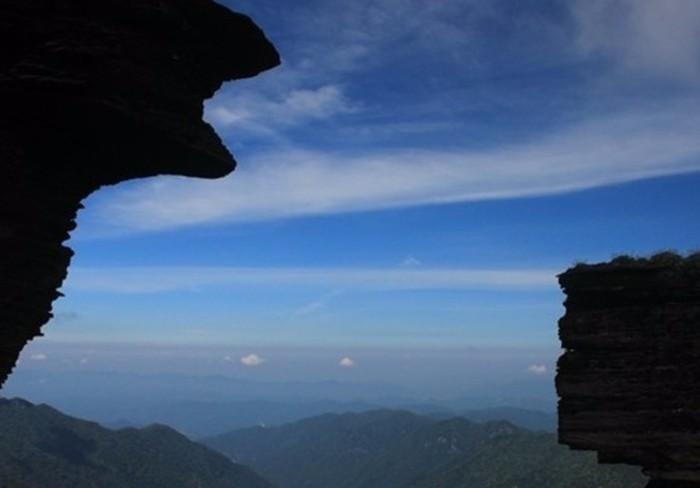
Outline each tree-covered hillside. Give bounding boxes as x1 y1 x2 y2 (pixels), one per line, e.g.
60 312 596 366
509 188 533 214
205 409 647 488
0 398 272 488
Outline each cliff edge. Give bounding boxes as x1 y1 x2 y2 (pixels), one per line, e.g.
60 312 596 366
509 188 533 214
557 252 700 487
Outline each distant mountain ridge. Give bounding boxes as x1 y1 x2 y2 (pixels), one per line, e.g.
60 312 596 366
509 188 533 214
0 397 272 488
3 368 556 436
456 406 556 432
204 409 646 488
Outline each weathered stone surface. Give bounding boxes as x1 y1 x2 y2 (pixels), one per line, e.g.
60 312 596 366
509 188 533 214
557 253 700 487
0 0 279 386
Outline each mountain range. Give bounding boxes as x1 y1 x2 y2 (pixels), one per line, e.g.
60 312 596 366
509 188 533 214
204 409 647 488
0 398 648 488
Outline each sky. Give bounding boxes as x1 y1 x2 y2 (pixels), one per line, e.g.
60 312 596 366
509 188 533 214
7 0 700 396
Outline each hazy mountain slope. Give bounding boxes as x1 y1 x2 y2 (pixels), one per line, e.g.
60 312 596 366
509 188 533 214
0 398 272 488
409 430 646 488
205 409 646 488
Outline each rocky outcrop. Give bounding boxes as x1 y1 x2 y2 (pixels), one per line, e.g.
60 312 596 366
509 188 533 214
0 0 279 386
557 253 700 487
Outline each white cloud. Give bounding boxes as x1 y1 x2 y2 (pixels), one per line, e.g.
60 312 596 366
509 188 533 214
64 266 557 294
79 357 89 365
400 256 422 268
89 105 700 234
30 353 48 361
240 353 265 367
573 0 700 81
339 357 356 368
527 364 548 375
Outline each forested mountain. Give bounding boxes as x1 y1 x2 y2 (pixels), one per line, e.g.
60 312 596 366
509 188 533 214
205 409 647 488
0 398 272 488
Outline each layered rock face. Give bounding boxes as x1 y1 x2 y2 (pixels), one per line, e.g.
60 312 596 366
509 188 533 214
557 253 700 487
0 0 279 386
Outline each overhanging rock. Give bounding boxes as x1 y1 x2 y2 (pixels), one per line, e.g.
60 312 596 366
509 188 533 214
0 0 280 387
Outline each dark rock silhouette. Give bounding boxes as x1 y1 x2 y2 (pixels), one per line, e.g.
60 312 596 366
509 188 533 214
0 0 279 386
557 253 700 487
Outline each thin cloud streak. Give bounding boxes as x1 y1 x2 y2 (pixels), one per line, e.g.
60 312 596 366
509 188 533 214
294 290 344 316
88 105 700 234
64 266 557 294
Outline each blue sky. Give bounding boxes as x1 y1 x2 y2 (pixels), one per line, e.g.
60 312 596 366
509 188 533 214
10 0 700 391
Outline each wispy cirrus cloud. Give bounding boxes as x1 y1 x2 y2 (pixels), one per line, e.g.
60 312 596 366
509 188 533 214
85 104 700 234
72 1 700 243
573 0 700 81
63 266 557 294
206 84 357 135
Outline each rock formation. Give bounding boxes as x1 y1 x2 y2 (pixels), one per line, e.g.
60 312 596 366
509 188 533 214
0 0 279 386
557 253 700 487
